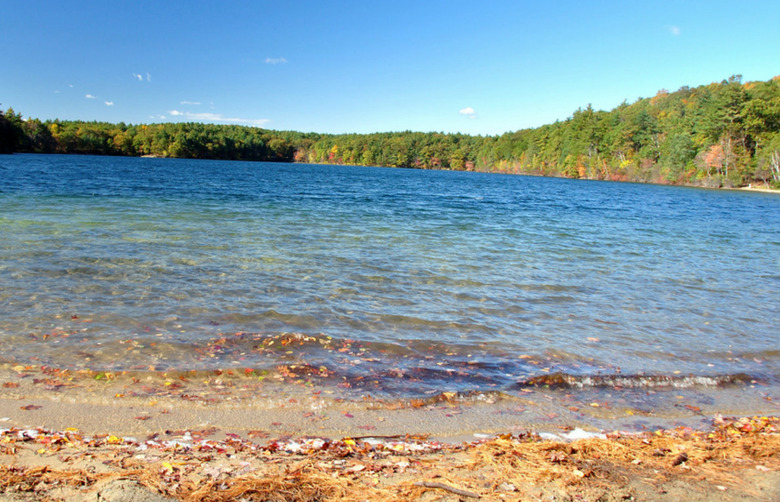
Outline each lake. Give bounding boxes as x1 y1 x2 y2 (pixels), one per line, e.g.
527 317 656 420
1 154 779 413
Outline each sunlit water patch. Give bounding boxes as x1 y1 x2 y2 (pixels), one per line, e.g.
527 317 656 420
1 154 779 415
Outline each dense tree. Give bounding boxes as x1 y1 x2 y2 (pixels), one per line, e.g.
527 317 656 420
2 75 780 188
0 107 25 153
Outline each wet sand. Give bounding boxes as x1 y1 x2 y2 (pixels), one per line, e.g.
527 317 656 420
2 366 779 443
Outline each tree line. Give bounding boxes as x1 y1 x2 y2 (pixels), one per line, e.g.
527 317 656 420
2 75 779 187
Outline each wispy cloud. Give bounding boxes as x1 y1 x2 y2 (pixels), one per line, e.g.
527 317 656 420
667 25 681 36
85 94 97 99
180 100 201 105
133 72 152 82
459 106 476 119
265 57 287 65
105 101 114 106
168 110 270 127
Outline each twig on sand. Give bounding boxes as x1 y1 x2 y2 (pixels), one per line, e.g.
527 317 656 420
414 480 481 498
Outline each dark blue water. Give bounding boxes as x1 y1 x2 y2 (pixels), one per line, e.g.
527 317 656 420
1 154 779 399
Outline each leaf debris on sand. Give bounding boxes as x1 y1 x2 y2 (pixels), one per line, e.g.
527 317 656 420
0 416 778 501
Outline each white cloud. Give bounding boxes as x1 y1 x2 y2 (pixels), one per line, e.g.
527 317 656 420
133 73 143 81
146 72 152 81
180 100 201 105
459 106 476 118
167 110 270 127
265 57 287 65
105 101 114 106
85 94 96 99
667 25 681 36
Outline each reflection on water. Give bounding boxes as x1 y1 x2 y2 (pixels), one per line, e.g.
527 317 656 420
1 154 779 404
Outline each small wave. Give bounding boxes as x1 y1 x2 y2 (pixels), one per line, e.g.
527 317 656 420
515 372 754 389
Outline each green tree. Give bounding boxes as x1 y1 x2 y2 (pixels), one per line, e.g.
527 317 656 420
0 107 25 153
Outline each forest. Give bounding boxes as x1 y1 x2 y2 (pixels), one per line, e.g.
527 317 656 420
2 75 779 188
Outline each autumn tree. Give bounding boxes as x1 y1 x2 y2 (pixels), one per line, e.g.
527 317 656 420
3 74 780 188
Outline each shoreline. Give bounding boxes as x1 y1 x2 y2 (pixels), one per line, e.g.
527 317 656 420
6 152 780 194
2 367 780 500
2 366 779 443
729 184 780 194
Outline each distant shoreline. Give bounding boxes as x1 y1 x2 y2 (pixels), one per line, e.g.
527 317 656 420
5 151 778 193
730 184 780 194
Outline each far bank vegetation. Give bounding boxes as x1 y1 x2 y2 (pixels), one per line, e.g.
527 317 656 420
2 75 779 188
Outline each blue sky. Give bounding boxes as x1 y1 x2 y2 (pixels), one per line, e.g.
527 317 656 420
2 1 779 136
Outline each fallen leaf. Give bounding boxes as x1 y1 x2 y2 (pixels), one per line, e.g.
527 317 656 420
20 405 42 411
672 452 688 466
441 391 457 402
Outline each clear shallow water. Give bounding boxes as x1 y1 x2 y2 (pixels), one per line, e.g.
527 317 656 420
1 154 779 399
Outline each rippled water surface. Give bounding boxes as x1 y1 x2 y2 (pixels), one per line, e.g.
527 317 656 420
1 154 779 399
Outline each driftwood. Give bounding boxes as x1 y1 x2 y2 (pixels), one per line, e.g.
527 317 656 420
414 480 481 498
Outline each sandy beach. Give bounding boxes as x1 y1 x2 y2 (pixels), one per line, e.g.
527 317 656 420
2 366 779 501
731 185 780 194
1 410 778 501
